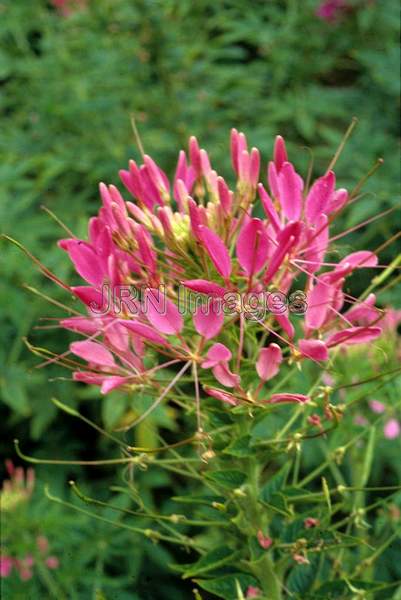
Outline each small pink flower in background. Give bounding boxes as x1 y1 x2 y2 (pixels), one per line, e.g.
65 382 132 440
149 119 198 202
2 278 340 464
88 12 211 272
21 555 34 568
36 536 49 554
18 568 33 581
307 414 322 428
257 530 273 550
46 556 60 570
304 517 320 528
51 0 86 16
354 415 368 427
322 373 335 387
369 400 386 414
293 553 310 565
246 586 262 598
316 0 346 22
0 556 13 578
384 419 400 440
1 461 35 511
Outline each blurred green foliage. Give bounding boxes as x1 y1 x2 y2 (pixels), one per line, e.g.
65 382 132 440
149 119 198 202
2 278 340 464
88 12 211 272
0 0 400 597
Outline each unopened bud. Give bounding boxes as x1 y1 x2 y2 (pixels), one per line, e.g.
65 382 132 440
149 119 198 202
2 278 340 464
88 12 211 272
333 446 346 465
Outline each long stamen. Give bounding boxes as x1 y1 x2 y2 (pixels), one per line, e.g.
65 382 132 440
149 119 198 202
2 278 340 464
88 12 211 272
327 116 358 172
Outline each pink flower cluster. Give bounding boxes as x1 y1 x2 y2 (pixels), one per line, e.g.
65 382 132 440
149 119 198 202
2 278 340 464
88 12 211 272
1 463 59 581
1 460 35 510
0 538 59 581
50 0 86 16
316 0 346 22
54 130 385 407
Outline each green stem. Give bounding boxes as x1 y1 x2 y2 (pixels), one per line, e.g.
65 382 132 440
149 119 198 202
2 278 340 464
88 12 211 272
245 459 282 600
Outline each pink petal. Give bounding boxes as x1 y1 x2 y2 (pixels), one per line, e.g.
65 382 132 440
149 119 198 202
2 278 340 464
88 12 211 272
217 176 233 215
189 136 202 177
73 371 107 385
144 289 183 335
199 226 232 278
338 251 378 269
277 220 303 247
174 151 195 203
257 184 281 233
212 363 240 388
303 214 329 273
60 317 101 335
201 342 232 368
182 279 227 297
267 161 280 199
273 135 288 171
266 393 310 404
305 170 335 225
277 162 303 221
200 149 212 178
101 376 129 395
193 302 224 340
273 311 295 339
256 344 282 380
70 340 116 368
134 224 156 273
236 218 270 276
384 418 400 440
144 154 169 195
299 339 329 361
119 166 143 202
188 198 204 239
263 234 295 284
345 293 378 325
326 326 382 347
305 280 334 330
369 399 386 414
249 147 260 186
62 240 104 287
120 320 169 346
71 286 107 313
257 530 273 550
327 188 348 214
203 386 238 406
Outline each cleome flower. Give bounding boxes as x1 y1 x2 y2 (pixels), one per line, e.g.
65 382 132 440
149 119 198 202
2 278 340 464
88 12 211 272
46 130 387 418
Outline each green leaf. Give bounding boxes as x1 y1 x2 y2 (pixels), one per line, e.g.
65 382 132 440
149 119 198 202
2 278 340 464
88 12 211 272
309 579 379 599
260 463 291 503
182 546 240 579
264 492 291 516
194 574 258 600
1 366 31 416
223 435 253 457
287 556 319 594
101 392 128 430
205 470 246 489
